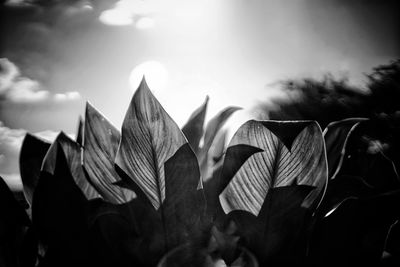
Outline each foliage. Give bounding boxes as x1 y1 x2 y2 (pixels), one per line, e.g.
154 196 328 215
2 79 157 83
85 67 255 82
1 74 399 266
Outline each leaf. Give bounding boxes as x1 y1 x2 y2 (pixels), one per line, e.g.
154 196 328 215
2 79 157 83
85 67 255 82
164 143 206 247
323 118 368 179
182 96 209 155
19 133 51 206
41 132 101 201
83 102 136 204
209 129 227 165
115 77 189 210
33 137 98 266
220 120 328 216
0 176 30 267
199 106 241 180
115 78 206 252
76 116 84 146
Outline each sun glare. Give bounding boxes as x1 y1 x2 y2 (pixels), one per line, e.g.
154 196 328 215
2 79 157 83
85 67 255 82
129 61 168 94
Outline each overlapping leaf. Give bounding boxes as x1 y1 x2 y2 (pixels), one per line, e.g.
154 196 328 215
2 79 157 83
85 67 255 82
213 120 328 264
115 78 205 251
323 118 368 179
41 132 100 201
19 133 51 206
33 134 100 266
220 120 328 215
83 103 136 204
182 97 240 182
198 106 241 178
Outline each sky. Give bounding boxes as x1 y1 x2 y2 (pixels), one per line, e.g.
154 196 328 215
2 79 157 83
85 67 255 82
0 0 399 190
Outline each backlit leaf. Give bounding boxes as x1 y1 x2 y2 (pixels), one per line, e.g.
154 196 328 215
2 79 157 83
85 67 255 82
220 120 328 215
19 133 51 206
115 78 188 210
83 102 136 204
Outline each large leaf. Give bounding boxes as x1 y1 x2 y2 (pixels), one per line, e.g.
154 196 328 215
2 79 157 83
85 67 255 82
83 102 136 204
19 133 51 206
225 185 315 265
182 96 209 155
220 120 328 215
0 176 30 267
323 118 368 179
41 132 101 201
115 78 205 251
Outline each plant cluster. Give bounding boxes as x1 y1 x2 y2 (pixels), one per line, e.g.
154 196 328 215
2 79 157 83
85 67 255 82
1 78 399 267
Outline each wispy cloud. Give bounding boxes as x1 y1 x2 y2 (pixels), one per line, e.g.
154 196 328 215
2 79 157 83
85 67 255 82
0 58 81 103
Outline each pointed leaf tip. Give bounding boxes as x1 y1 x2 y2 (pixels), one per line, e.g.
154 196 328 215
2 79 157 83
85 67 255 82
20 133 51 205
115 80 188 210
76 115 84 146
182 95 210 154
83 102 136 204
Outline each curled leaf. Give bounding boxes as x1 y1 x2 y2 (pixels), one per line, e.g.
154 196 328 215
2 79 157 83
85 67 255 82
323 118 368 179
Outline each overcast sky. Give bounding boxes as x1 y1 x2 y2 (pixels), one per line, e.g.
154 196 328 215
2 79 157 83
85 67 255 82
0 0 399 189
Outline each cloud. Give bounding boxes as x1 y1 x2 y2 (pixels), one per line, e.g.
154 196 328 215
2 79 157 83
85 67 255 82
0 120 73 191
99 0 157 29
0 121 26 190
0 58 81 103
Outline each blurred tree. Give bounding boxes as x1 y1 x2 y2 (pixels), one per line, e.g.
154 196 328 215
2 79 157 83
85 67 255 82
258 59 400 129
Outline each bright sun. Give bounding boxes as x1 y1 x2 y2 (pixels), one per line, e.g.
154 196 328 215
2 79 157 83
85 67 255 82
129 61 168 94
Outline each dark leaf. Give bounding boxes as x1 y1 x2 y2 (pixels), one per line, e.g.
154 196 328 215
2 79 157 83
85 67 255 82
224 185 315 265
0 176 29 267
33 135 100 266
76 116 84 147
19 133 51 206
41 132 101 201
